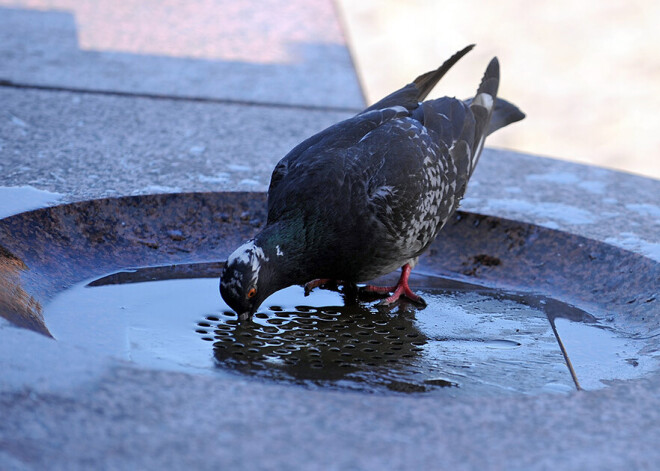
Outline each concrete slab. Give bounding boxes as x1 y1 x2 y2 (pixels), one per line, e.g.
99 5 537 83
2 114 659 470
2 83 657 261
465 150 660 262
0 87 351 205
0 2 363 109
1 0 659 470
1 323 660 471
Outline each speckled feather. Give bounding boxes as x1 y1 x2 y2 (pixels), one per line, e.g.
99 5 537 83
220 45 525 316
266 50 504 280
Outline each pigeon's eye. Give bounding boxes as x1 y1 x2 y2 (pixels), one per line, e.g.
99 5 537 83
247 287 257 299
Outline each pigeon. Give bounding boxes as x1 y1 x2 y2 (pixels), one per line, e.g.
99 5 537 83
220 45 525 320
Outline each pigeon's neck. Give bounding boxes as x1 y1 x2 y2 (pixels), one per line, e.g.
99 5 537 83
253 220 313 290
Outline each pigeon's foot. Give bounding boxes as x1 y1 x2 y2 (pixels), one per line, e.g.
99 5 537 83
304 279 344 296
363 264 427 307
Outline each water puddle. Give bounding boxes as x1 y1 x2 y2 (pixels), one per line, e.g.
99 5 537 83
44 263 659 396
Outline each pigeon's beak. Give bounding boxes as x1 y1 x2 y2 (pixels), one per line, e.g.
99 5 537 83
238 302 261 321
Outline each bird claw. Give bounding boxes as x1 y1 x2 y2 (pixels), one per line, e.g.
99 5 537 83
375 290 427 308
361 282 426 307
363 263 426 308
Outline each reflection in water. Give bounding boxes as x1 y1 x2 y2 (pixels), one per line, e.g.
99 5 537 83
208 299 430 392
199 283 578 395
42 264 659 396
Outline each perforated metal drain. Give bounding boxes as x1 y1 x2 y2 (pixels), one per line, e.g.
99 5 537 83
194 283 609 395
43 264 659 396
198 303 445 393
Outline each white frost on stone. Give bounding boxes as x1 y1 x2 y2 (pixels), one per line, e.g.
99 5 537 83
577 180 607 194
134 185 183 194
198 173 230 183
468 198 596 225
625 203 660 220
604 232 660 262
0 185 63 219
228 164 251 172
526 172 579 185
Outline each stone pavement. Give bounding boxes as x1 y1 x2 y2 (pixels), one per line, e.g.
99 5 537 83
1 1 659 470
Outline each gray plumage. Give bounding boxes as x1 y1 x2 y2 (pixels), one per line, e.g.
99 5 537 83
220 45 525 318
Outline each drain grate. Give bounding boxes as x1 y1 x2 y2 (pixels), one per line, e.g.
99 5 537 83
43 265 659 397
194 282 659 395
194 284 584 395
197 302 446 393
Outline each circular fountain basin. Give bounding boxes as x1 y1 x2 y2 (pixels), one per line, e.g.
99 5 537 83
0 192 657 395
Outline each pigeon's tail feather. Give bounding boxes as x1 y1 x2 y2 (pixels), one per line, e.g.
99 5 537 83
475 57 500 102
466 57 500 176
361 45 474 114
486 98 525 135
413 44 475 101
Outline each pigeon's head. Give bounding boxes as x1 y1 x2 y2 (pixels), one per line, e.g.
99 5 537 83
220 239 274 320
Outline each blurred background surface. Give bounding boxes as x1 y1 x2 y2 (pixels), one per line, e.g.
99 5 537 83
338 0 660 179
2 0 658 179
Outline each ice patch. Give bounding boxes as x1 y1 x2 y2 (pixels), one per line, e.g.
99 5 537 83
554 318 659 389
527 172 579 185
0 185 63 219
625 203 660 220
189 145 206 154
577 180 607 194
228 164 251 172
134 185 183 194
10 114 28 127
198 173 230 183
476 198 596 225
604 233 660 262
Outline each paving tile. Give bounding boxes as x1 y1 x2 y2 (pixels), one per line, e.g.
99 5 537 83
1 1 659 469
0 87 352 203
0 1 363 108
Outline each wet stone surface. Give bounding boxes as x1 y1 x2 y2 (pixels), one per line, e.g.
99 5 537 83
1 191 658 469
44 264 659 397
203 286 572 396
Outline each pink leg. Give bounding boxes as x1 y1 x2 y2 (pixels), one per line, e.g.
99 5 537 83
364 264 426 306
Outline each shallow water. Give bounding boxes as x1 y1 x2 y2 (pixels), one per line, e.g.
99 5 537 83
44 264 659 396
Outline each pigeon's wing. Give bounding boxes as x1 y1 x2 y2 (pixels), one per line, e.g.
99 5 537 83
267 55 512 269
409 57 501 201
361 44 474 114
268 45 477 224
267 106 411 223
357 99 480 258
364 59 504 253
